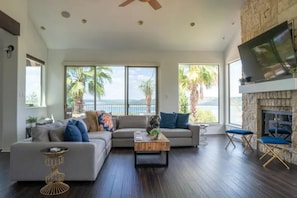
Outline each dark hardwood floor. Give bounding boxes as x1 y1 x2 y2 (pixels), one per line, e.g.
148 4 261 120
1 135 297 198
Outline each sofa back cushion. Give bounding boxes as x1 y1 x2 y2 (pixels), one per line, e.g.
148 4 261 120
31 126 51 142
118 115 147 129
160 112 178 129
31 122 64 142
49 127 65 141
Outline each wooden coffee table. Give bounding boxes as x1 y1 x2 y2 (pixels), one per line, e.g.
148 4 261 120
134 131 170 167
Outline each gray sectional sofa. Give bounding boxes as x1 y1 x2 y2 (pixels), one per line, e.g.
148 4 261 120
112 115 200 147
10 130 111 181
10 114 200 181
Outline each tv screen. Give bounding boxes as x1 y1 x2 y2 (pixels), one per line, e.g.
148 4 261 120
238 21 297 82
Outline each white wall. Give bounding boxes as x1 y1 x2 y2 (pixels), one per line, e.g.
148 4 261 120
47 49 225 135
0 1 48 150
0 29 18 150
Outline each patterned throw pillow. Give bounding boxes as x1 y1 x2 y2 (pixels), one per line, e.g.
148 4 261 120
97 112 114 132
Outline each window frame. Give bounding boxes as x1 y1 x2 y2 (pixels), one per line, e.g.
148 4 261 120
227 59 242 126
64 65 158 118
178 63 220 123
25 54 45 108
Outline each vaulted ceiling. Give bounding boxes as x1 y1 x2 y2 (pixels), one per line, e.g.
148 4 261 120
28 0 244 51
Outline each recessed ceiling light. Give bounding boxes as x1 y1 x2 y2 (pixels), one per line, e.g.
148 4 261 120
40 26 46 30
61 11 71 18
190 22 195 27
138 20 143 25
82 19 87 24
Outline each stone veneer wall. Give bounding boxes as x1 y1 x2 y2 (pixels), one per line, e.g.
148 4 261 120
241 0 297 165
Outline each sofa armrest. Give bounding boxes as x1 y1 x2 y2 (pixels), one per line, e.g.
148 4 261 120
188 124 200 146
10 141 100 181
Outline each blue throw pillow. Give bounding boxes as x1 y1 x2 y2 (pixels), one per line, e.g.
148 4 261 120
76 120 90 142
64 124 82 142
175 113 190 129
68 119 89 142
160 112 177 129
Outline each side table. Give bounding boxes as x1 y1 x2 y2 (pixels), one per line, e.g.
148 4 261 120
40 147 70 196
25 127 33 138
199 124 209 145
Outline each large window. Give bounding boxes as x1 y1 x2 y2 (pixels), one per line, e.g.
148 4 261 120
228 60 242 125
65 65 157 117
178 64 219 123
25 55 44 107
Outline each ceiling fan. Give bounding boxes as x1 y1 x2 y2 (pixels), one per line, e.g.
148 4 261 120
119 0 162 10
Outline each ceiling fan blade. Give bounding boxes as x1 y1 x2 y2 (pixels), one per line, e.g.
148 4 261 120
148 0 162 10
119 0 135 7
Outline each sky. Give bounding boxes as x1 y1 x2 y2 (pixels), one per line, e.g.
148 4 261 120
84 66 156 101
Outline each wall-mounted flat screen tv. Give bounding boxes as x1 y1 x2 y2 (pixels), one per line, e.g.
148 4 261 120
238 21 297 83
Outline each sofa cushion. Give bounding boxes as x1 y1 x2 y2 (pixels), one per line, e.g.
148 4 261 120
160 112 177 129
64 124 82 142
31 126 50 142
175 113 190 129
112 128 145 138
85 111 102 132
31 122 64 142
97 112 114 132
49 127 65 141
88 131 112 147
118 116 147 129
160 128 192 138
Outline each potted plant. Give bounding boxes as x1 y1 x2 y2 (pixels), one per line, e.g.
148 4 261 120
26 116 38 128
239 78 246 85
289 67 297 78
148 128 161 140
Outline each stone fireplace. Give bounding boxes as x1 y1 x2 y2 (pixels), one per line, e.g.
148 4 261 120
241 79 297 165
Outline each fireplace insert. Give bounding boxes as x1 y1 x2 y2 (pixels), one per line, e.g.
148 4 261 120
262 110 292 142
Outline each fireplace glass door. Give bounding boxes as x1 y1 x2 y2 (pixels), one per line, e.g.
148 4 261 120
262 110 292 142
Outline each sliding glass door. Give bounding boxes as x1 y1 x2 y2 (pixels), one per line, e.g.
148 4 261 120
65 65 157 118
127 67 157 115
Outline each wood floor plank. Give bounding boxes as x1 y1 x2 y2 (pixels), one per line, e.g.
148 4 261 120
1 135 297 198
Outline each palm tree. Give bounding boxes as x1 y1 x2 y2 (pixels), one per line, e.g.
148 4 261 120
179 64 217 121
139 78 154 114
66 66 112 113
178 67 189 113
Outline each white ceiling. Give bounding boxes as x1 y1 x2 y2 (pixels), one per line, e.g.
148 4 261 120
28 0 244 51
